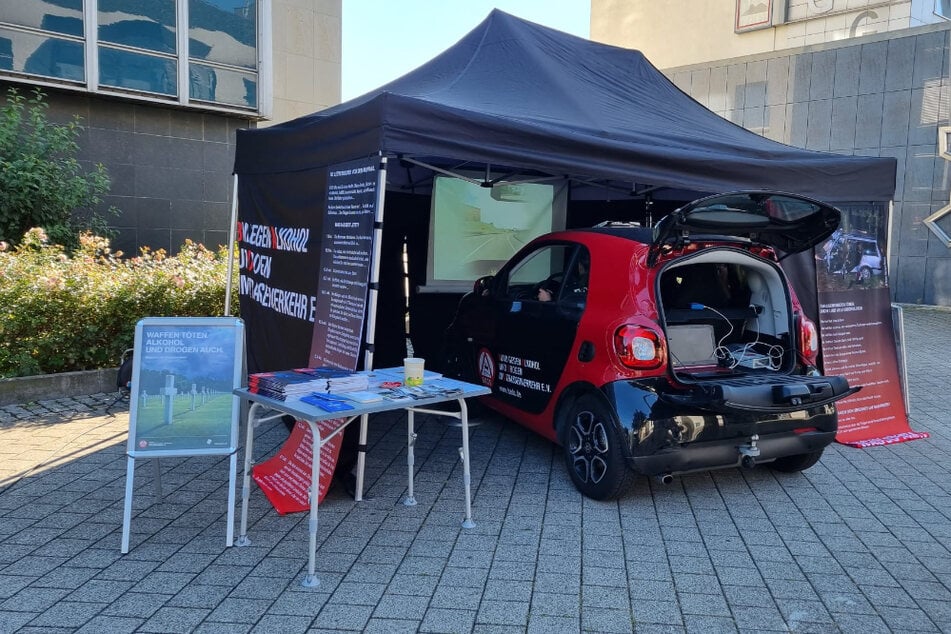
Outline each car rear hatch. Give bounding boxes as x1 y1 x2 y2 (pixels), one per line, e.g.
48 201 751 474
648 190 840 266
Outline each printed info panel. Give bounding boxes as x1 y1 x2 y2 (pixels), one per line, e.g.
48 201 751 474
309 158 378 370
818 287 925 447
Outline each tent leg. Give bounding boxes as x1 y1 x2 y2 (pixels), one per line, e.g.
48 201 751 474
363 155 388 372
225 174 239 317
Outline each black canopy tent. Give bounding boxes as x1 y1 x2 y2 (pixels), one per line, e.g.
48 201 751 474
232 10 896 373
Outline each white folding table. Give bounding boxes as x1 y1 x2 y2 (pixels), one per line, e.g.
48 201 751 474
232 374 490 587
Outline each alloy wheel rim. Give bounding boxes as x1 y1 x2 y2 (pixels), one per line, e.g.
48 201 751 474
568 409 609 484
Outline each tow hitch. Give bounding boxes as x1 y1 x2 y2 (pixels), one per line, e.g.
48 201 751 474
738 434 760 469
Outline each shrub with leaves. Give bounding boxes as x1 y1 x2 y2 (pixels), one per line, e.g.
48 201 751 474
0 229 238 377
0 87 115 249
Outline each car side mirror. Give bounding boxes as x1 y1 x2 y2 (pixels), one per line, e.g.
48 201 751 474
473 275 494 296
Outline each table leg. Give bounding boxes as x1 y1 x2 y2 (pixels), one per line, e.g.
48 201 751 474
302 420 321 588
404 408 417 506
235 402 259 547
355 413 368 502
225 452 237 547
459 398 476 529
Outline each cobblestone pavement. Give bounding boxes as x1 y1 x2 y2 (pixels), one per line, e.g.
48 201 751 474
0 305 948 633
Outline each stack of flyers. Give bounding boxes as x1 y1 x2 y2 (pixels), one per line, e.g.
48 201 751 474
247 371 328 400
249 366 369 400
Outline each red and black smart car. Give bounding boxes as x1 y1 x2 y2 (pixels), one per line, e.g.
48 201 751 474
445 191 858 500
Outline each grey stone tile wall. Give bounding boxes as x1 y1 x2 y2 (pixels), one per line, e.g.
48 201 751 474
668 23 951 306
1 80 252 256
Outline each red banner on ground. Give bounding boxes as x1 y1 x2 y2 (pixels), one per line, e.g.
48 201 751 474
818 287 928 447
252 419 344 514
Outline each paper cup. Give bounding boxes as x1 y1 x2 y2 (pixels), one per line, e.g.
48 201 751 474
403 357 425 386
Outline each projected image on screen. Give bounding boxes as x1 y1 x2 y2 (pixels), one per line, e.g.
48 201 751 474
425 176 567 292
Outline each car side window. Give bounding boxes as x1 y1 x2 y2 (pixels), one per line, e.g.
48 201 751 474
503 244 574 302
560 249 590 305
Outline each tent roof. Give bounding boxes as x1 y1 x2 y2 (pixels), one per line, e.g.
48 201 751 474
234 10 895 201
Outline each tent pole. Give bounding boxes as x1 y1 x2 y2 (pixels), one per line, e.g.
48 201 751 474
363 155 388 372
224 174 239 317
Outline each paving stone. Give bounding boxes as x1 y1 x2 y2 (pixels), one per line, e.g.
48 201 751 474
137 605 212 634
430 584 482 610
530 591 578 618
877 606 941 632
476 599 529 626
682 614 738 633
526 614 579 633
363 616 420 633
100 592 171 618
244 614 312 633
677 591 731 617
631 600 683 626
581 606 635 633
371 593 429 620
419 607 476 633
74 615 145 633
312 602 374 630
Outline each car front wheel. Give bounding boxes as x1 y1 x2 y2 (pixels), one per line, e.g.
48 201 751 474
559 393 633 500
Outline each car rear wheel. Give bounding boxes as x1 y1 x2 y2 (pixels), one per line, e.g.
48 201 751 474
559 393 633 500
768 448 825 473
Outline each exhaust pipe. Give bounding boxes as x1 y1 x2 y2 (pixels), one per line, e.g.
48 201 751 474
653 473 673 485
740 454 756 470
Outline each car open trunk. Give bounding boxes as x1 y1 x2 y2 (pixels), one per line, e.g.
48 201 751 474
656 248 856 414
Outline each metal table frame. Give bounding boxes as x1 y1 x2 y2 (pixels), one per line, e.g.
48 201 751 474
232 380 489 587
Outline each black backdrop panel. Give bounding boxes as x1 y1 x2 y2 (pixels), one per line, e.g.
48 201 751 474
237 169 328 373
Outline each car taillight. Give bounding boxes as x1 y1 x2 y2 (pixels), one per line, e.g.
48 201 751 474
614 325 665 370
798 315 819 363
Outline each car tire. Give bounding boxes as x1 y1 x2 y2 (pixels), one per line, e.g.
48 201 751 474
559 392 633 500
768 448 825 473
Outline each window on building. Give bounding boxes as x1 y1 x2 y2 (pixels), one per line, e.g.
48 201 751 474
936 0 951 20
0 0 260 113
0 0 85 82
188 0 257 108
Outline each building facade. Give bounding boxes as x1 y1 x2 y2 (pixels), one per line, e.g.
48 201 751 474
591 0 951 305
592 0 949 69
0 0 341 254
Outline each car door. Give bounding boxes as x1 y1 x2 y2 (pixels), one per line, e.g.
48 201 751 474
477 243 587 414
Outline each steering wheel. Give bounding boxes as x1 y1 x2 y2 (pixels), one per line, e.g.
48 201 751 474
533 272 564 299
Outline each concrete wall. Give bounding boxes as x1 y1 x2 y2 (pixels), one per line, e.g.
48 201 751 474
663 23 951 305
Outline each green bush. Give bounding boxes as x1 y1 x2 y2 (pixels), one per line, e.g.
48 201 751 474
0 228 239 378
0 87 115 249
